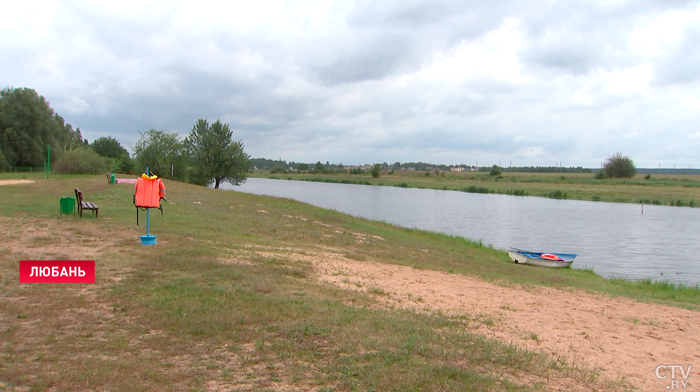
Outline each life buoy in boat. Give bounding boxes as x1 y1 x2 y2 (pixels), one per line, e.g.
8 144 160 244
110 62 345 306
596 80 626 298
541 253 563 261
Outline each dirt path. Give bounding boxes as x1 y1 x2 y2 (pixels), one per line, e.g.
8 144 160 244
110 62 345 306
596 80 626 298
0 179 35 186
306 253 700 391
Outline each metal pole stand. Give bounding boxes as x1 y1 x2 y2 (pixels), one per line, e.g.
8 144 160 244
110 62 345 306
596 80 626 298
139 208 157 245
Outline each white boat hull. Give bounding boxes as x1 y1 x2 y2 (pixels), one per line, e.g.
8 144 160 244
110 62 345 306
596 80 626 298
508 250 575 268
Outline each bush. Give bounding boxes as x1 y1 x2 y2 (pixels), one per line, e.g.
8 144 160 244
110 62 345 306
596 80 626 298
490 165 502 176
116 155 135 174
604 152 636 178
462 186 490 194
594 170 607 180
370 164 381 178
547 190 567 199
54 147 107 174
270 165 286 174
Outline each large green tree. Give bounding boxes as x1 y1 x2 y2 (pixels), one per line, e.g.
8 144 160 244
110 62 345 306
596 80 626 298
0 87 80 167
603 152 636 178
186 119 250 188
91 136 128 159
133 130 189 180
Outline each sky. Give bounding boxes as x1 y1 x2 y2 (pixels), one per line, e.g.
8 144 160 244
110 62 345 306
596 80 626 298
2 0 700 168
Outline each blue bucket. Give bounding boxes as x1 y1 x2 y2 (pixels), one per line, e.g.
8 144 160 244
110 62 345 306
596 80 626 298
140 234 157 245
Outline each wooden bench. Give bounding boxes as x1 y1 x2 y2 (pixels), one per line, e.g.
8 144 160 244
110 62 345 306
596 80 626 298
75 188 99 218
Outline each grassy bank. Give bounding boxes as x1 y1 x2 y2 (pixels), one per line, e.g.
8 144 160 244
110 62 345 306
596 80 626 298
252 170 700 207
1 173 698 390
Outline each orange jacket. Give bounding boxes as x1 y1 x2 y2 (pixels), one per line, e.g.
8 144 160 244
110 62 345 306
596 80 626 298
134 176 165 208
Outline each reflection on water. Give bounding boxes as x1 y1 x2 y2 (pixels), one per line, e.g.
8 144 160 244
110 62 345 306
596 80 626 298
222 178 700 285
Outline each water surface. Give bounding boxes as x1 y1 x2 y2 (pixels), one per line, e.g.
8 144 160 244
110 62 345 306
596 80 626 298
223 178 700 285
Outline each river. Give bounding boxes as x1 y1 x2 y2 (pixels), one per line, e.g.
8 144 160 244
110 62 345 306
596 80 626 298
222 178 700 285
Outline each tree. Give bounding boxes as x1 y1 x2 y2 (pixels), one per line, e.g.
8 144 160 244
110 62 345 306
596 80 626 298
490 165 502 176
116 155 135 174
186 119 250 189
92 136 128 159
297 163 309 172
54 114 84 152
133 130 189 180
315 161 325 173
0 87 70 167
0 149 8 172
603 152 636 178
370 164 381 178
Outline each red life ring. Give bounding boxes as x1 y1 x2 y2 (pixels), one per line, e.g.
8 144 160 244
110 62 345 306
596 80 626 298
541 253 562 261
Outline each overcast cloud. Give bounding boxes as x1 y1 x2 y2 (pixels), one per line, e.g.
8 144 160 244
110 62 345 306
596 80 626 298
2 0 699 167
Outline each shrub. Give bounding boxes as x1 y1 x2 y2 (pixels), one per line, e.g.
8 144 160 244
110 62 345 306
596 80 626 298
594 170 607 180
270 165 286 174
462 186 490 194
116 155 135 174
54 147 107 174
547 190 567 199
370 164 381 178
490 165 502 176
604 152 636 178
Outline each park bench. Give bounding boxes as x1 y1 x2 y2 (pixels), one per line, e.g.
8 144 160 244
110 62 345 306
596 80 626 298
75 188 99 218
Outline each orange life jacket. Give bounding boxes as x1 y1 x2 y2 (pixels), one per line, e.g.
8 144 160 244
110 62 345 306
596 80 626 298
134 176 165 208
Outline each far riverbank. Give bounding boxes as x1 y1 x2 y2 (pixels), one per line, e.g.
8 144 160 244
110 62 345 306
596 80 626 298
251 170 700 207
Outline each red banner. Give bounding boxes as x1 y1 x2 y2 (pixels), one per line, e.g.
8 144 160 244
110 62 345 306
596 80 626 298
19 260 95 283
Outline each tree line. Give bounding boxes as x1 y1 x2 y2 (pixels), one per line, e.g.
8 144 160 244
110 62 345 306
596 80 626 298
0 87 86 170
0 87 250 188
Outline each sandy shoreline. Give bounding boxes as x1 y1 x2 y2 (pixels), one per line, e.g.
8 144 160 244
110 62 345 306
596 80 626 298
311 254 699 391
234 244 699 391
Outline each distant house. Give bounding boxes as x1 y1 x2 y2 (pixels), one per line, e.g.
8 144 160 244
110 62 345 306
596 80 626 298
450 167 465 172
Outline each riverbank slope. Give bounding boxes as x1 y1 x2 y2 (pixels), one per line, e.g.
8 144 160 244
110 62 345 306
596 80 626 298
1 173 698 391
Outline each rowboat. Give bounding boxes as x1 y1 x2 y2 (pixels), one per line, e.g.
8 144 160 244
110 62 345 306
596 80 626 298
508 248 577 268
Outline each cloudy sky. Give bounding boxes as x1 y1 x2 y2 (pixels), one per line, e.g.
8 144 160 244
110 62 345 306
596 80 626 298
2 0 699 168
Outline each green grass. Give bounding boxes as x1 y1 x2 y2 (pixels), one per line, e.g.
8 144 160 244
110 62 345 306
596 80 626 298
1 172 695 390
